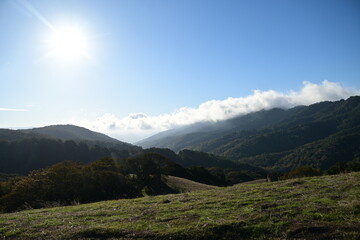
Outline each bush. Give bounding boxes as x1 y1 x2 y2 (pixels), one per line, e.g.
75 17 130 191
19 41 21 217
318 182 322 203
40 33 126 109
327 160 360 175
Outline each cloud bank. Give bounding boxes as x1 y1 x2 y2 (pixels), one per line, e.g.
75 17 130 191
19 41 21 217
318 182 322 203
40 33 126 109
71 81 360 142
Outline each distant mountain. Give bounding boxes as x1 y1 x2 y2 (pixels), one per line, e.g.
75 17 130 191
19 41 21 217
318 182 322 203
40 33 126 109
137 96 360 171
22 124 117 142
0 125 142 174
0 124 141 152
137 107 304 151
21 125 137 149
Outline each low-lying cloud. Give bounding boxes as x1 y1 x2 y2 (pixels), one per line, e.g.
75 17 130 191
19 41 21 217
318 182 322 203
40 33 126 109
71 81 360 143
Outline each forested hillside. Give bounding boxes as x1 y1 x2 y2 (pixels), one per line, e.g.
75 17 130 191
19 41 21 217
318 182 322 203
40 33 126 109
138 97 360 171
0 138 133 174
137 107 300 151
0 125 140 151
21 125 138 150
0 125 142 174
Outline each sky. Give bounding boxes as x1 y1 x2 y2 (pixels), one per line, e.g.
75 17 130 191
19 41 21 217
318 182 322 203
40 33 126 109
1 0 360 143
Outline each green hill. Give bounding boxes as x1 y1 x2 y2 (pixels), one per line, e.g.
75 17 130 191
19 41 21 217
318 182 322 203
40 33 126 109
0 125 140 152
0 125 142 175
142 148 268 184
137 96 360 171
164 175 218 192
21 124 140 150
143 147 266 172
1 172 359 239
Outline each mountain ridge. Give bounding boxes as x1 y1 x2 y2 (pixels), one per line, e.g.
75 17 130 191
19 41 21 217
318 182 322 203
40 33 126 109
0 124 140 151
136 96 360 171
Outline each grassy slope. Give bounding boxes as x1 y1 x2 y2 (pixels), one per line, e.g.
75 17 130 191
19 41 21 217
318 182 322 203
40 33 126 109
164 175 218 193
1 173 359 240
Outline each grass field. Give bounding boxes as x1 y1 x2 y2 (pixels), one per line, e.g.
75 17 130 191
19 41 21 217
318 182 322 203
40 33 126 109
164 175 218 192
1 172 359 239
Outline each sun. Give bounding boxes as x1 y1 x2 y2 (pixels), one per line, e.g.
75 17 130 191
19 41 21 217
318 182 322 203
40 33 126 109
47 25 90 62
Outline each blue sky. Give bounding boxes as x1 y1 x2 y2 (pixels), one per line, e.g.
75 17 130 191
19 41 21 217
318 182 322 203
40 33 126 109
1 0 360 142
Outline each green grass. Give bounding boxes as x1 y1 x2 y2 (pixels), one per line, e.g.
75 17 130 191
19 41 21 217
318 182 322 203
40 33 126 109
164 175 218 192
1 172 360 239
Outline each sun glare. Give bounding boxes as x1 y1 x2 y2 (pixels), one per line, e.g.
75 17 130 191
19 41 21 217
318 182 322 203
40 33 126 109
47 25 90 62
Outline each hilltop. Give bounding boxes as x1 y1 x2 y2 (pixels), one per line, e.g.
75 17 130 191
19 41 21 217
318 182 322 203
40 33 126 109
21 125 124 146
1 172 359 239
0 124 139 150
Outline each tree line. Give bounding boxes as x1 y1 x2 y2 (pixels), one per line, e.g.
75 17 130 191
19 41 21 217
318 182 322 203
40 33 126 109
0 153 245 212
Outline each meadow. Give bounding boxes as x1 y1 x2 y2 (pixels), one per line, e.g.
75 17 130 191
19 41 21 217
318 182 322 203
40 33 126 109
1 172 359 239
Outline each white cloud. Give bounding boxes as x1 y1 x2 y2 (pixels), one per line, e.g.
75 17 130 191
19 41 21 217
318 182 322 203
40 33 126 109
70 81 360 143
0 108 28 112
